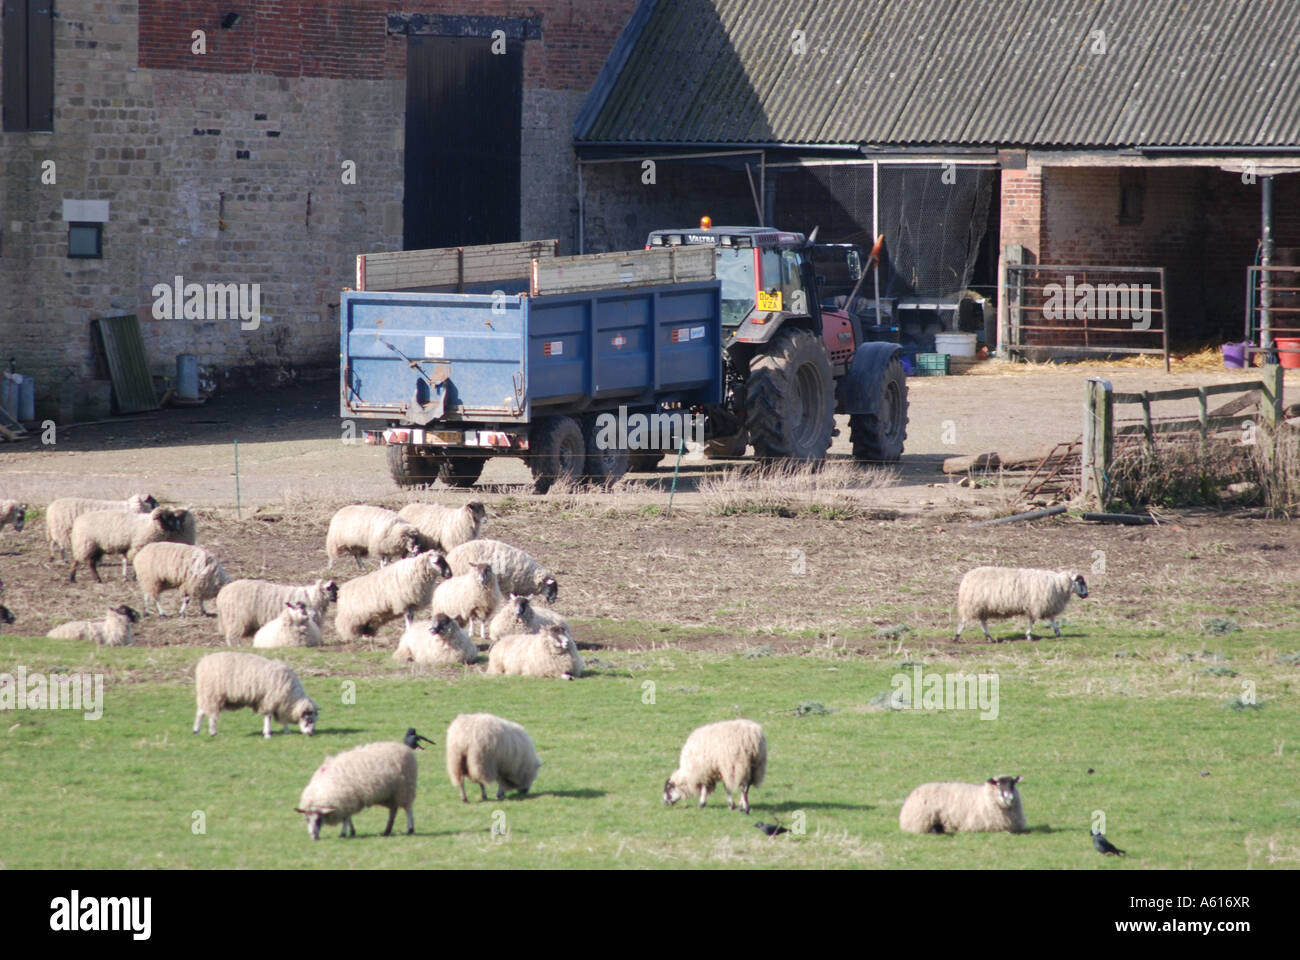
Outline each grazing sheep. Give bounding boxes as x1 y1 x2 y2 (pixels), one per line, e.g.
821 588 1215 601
393 613 478 665
215 578 338 645
486 625 582 680
663 719 767 814
161 507 198 546
47 605 140 647
398 501 486 553
45 493 156 562
253 601 323 648
899 775 1027 834
68 506 186 583
446 539 558 604
334 551 452 641
325 505 421 571
445 712 541 802
432 562 503 637
487 594 571 645
192 651 319 738
0 500 26 533
132 542 230 617
0 604 14 634
296 740 419 839
954 567 1089 642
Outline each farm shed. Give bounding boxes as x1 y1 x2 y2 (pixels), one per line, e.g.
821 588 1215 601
574 0 1300 360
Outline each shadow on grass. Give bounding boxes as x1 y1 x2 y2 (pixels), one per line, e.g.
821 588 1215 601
763 801 875 813
239 728 368 738
535 788 607 800
316 828 472 841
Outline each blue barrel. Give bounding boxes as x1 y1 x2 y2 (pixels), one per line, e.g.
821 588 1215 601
177 354 199 401
18 375 34 421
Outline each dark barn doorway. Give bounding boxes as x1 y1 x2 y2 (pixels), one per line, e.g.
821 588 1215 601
403 35 523 250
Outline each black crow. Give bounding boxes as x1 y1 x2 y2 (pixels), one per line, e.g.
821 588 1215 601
1092 829 1126 856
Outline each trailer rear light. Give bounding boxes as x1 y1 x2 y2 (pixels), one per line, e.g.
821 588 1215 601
479 431 512 448
391 430 410 443
363 431 383 446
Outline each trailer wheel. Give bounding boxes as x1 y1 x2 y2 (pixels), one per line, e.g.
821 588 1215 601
850 356 908 462
386 444 440 487
529 416 585 493
746 327 835 461
436 456 486 488
583 416 630 483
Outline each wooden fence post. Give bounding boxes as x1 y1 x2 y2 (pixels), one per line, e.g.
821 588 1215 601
1082 378 1113 508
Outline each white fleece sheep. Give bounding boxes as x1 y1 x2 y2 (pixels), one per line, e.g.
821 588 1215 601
132 542 230 617
45 493 156 561
215 578 339 645
663 718 767 813
334 551 452 641
899 775 1027 834
0 500 26 533
398 501 486 553
326 505 421 570
487 594 571 645
486 625 582 680
445 712 541 802
254 601 323 648
954 567 1089 642
296 740 419 839
431 562 503 637
192 651 319 738
68 506 187 583
0 604 13 634
47 605 140 646
161 507 198 546
393 613 478 665
446 539 558 604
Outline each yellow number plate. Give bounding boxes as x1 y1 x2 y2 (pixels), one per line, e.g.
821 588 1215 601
430 431 463 444
756 290 783 311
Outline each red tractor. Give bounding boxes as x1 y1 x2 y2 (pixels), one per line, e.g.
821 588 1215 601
643 221 907 467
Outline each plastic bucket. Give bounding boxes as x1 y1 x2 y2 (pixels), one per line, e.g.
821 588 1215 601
934 331 977 357
1274 337 1300 370
1221 341 1249 369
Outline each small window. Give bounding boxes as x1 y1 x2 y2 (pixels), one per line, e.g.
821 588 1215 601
68 222 102 258
1119 170 1145 225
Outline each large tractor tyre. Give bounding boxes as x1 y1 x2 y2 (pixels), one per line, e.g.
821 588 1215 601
702 429 748 460
436 456 486 488
387 444 440 488
745 328 836 462
583 416 630 483
849 356 909 462
529 416 586 494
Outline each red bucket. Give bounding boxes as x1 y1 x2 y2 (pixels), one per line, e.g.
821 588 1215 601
1275 337 1300 370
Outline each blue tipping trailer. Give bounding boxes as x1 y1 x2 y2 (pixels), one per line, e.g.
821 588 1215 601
341 267 722 491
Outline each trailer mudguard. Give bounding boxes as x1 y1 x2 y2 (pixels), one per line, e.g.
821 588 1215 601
836 341 904 415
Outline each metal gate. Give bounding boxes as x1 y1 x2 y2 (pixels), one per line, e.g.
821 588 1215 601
403 35 523 250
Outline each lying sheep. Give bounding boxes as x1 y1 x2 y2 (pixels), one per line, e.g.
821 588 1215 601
45 493 156 562
334 551 451 641
296 740 419 839
0 604 14 634
0 500 26 533
69 506 186 583
446 539 558 604
487 594 571 645
47 605 141 647
215 578 338 645
253 601 323 648
326 505 421 570
487 625 582 680
393 613 478 665
445 712 541 802
954 567 1088 642
432 562 503 637
663 718 767 814
899 775 1027 834
192 651 319 738
398 501 486 553
132 542 230 617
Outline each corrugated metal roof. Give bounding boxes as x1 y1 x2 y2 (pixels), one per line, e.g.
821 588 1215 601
576 0 1300 148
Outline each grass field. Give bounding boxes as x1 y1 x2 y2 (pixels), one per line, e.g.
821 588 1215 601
3 619 1298 869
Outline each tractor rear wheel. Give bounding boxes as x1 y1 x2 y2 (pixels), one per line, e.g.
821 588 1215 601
850 356 908 462
529 416 585 493
745 328 835 461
